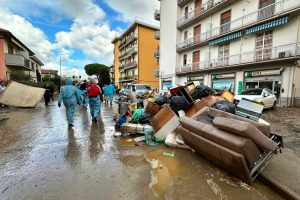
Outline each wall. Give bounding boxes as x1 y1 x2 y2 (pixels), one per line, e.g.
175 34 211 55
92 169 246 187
113 40 120 88
0 38 6 80
160 0 178 89
138 25 159 89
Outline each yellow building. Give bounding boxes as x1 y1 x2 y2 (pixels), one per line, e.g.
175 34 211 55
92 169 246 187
112 18 160 89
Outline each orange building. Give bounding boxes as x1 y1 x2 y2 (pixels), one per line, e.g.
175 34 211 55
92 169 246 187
112 18 160 89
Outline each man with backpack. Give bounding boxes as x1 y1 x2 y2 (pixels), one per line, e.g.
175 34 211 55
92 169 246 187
87 79 102 123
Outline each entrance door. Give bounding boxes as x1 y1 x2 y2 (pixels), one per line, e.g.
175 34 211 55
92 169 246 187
192 50 200 70
193 25 201 44
195 0 202 16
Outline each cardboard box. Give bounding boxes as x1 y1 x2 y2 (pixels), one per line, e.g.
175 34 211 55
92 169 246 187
150 105 180 140
185 96 224 117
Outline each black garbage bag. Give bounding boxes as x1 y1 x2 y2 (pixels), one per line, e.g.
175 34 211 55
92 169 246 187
170 96 189 113
190 85 214 100
154 95 168 106
212 100 236 114
139 111 153 124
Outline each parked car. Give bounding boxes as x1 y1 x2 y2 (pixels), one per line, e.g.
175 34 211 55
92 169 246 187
126 84 152 95
234 88 277 109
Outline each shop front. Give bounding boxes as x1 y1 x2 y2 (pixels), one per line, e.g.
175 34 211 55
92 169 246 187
161 78 173 90
187 75 204 86
244 68 282 98
211 73 235 93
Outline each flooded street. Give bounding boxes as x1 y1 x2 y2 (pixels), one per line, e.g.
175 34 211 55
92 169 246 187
0 102 283 200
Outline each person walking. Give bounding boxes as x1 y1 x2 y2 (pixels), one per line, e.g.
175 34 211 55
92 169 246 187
79 80 88 109
43 83 52 106
87 79 102 123
58 79 82 127
106 82 116 106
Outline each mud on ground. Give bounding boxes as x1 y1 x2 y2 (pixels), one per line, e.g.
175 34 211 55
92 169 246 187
262 107 300 156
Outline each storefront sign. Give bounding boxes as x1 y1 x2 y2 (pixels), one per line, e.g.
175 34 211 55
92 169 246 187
212 73 235 80
245 69 281 77
187 76 204 82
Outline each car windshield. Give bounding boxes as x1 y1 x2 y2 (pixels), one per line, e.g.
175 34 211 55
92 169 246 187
136 85 151 90
240 88 263 95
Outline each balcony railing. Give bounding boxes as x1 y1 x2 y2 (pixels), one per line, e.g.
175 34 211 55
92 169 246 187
5 53 32 70
154 9 160 21
154 30 160 40
119 75 138 82
177 0 226 29
119 46 138 60
119 34 138 50
177 0 300 51
121 61 137 70
154 50 160 58
178 0 193 7
176 43 300 73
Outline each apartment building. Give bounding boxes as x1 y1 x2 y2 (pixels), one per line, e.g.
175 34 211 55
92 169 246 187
41 69 59 79
112 18 160 89
0 28 44 82
109 64 115 84
158 0 300 107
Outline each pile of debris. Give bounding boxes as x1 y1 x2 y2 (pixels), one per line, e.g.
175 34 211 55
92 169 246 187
114 83 283 185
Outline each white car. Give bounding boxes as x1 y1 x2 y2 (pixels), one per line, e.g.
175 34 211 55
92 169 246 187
124 84 152 95
234 88 277 109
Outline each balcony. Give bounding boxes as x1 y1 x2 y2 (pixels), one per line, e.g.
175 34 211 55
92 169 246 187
119 34 138 50
178 0 193 7
154 30 160 40
176 43 300 74
177 0 237 30
119 46 138 61
154 9 160 21
121 61 137 70
176 0 300 52
154 50 160 58
5 53 32 70
119 75 138 82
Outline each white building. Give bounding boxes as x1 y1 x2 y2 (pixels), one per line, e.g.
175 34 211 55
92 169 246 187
158 0 300 107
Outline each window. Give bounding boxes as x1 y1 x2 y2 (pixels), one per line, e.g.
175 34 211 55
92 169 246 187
184 31 188 40
183 54 187 65
256 31 272 61
218 43 229 65
259 0 275 19
220 10 231 34
184 6 188 19
241 88 263 95
8 45 13 54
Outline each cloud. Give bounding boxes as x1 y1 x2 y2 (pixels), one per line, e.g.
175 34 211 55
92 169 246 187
0 8 53 63
104 0 160 22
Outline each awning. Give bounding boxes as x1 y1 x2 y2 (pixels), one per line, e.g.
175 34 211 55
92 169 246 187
209 32 242 46
245 16 289 35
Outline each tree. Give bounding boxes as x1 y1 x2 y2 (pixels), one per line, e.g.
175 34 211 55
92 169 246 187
84 63 110 86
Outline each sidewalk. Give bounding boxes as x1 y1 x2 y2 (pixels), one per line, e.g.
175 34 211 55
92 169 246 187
261 148 300 200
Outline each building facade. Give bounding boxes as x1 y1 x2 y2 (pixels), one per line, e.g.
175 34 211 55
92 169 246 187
158 0 300 107
0 28 44 82
41 69 58 79
109 64 115 84
112 18 160 90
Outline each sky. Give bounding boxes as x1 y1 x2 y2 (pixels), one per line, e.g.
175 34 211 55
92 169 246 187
0 0 160 78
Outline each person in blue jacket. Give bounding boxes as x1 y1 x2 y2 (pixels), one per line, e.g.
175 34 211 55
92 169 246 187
58 79 82 127
106 83 115 106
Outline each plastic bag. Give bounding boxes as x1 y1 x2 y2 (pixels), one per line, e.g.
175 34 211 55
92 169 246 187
139 111 153 124
169 96 189 113
212 100 236 114
191 85 214 100
115 115 127 130
154 95 168 106
132 109 145 122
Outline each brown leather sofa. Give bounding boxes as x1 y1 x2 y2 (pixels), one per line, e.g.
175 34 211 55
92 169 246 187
179 107 275 185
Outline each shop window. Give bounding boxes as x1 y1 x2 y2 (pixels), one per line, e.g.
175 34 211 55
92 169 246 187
218 43 229 65
220 10 231 34
255 31 272 61
183 54 187 65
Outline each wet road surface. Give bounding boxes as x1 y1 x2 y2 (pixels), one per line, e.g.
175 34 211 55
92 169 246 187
0 102 284 200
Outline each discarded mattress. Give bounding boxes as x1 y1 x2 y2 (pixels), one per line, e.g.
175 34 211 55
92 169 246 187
179 107 282 185
0 81 45 108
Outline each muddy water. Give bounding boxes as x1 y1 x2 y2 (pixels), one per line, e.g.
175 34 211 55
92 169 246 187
0 102 284 200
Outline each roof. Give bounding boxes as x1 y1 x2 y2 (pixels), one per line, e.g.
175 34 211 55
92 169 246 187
0 28 35 55
41 69 58 75
111 17 160 42
30 55 44 66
